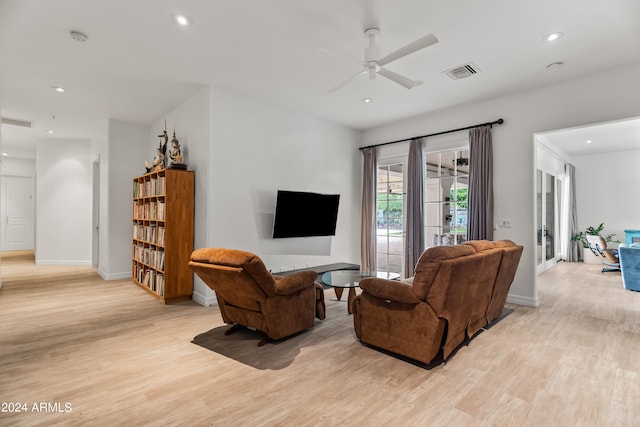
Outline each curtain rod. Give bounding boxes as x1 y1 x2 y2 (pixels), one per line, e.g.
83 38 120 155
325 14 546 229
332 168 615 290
359 118 504 151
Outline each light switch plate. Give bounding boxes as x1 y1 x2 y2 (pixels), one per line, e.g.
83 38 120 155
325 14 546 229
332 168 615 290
498 219 512 228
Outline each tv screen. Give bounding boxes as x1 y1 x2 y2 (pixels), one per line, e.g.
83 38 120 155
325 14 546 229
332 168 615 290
272 190 340 238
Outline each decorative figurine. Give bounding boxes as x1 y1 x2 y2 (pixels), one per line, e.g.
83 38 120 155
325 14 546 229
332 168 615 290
145 142 165 173
145 121 169 173
168 128 187 170
158 121 168 158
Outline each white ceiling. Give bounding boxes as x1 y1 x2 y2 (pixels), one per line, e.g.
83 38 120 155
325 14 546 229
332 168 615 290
540 117 640 157
1 0 640 158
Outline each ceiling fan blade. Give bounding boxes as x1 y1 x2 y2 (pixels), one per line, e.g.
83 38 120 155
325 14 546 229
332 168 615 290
378 68 423 89
328 69 365 93
378 33 438 67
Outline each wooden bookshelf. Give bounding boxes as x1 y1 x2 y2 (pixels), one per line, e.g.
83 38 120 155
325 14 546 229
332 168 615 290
132 169 194 303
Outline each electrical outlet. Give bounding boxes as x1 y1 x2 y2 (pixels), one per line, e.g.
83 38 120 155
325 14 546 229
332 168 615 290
498 219 512 228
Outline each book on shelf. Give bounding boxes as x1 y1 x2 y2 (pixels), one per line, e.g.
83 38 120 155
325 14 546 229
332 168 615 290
157 226 165 246
156 273 165 296
150 224 157 243
157 201 165 220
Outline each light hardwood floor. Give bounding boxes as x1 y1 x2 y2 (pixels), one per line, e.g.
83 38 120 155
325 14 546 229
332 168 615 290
1 251 639 426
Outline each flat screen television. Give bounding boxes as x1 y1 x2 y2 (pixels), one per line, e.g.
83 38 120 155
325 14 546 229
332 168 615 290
272 190 340 238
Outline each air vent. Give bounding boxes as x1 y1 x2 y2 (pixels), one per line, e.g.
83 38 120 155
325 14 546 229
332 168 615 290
1 117 34 128
443 63 480 80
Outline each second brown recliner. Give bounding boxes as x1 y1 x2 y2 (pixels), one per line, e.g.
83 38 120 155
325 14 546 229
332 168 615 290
353 245 486 364
352 241 523 365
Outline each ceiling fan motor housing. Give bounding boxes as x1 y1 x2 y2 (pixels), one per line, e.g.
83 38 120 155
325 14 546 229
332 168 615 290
364 28 381 79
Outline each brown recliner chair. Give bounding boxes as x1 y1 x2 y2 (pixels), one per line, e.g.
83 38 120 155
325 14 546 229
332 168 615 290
189 248 325 345
353 245 486 364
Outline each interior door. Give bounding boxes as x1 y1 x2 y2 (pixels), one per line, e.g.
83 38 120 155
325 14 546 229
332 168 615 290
536 169 559 273
1 176 34 251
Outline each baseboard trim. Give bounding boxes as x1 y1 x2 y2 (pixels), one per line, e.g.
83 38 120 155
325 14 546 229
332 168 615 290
506 293 539 307
192 291 217 307
36 259 92 267
98 270 131 281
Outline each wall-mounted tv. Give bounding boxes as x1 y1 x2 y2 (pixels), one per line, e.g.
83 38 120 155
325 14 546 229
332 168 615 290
272 190 340 238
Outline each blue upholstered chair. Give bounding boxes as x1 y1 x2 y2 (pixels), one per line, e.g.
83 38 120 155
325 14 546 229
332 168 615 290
618 243 640 292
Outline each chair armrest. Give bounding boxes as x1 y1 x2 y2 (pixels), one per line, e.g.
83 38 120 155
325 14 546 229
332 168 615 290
274 271 318 295
359 277 420 304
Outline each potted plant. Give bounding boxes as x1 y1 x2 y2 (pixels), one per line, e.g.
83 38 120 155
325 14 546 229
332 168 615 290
572 223 619 264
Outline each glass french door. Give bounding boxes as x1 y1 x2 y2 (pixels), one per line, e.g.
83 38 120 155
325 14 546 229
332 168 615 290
536 169 560 273
425 148 469 247
376 163 405 277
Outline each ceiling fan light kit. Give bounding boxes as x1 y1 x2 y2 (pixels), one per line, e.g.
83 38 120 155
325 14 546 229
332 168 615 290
328 28 438 93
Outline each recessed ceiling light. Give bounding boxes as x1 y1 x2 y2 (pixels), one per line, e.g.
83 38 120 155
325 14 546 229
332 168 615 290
1 152 8 157
543 32 564 43
172 14 193 27
52 86 66 93
586 140 592 144
47 130 55 134
362 97 373 103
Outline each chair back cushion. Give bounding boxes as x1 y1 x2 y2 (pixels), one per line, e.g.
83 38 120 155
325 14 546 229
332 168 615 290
190 248 277 310
411 245 476 301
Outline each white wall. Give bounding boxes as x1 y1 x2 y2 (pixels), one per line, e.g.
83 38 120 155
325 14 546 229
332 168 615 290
0 157 36 177
208 87 362 283
35 140 92 265
100 120 149 279
150 87 211 305
94 120 108 274
573 148 640 243
0 117 2 288
363 63 640 307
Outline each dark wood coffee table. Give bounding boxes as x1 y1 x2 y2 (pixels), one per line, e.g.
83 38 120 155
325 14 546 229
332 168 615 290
321 270 400 314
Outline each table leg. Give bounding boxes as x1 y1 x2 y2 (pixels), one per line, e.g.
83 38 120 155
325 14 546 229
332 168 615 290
334 287 344 300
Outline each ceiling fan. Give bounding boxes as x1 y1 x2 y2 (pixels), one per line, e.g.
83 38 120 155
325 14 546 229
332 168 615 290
329 28 438 92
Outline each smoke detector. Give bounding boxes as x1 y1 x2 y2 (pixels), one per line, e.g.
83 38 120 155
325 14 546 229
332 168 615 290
70 31 88 42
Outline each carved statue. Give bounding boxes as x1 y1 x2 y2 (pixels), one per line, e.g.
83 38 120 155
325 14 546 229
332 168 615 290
158 120 168 156
169 131 182 163
145 121 170 173
145 142 165 173
168 129 187 170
